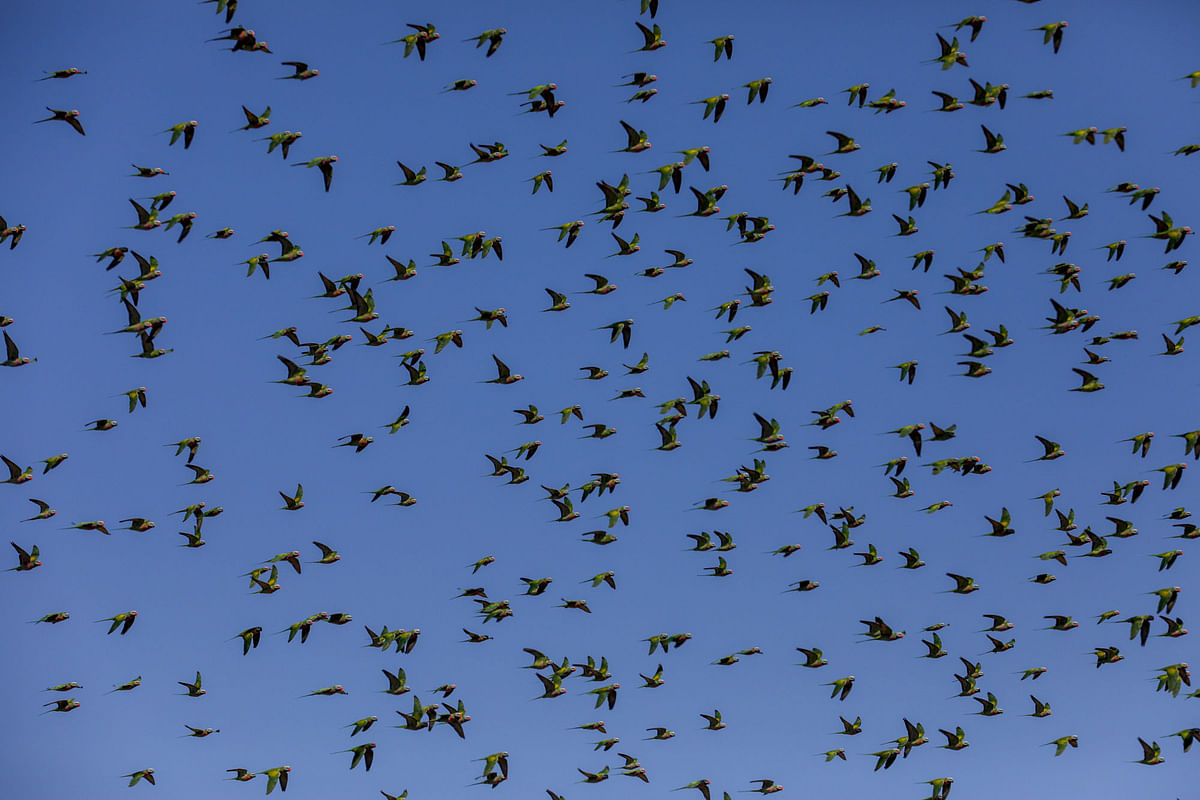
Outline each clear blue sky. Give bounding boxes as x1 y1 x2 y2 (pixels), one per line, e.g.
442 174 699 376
2 0 1198 797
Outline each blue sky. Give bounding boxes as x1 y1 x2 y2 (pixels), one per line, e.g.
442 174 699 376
2 0 1198 797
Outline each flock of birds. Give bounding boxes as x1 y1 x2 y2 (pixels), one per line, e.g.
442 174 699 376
4 0 1200 798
